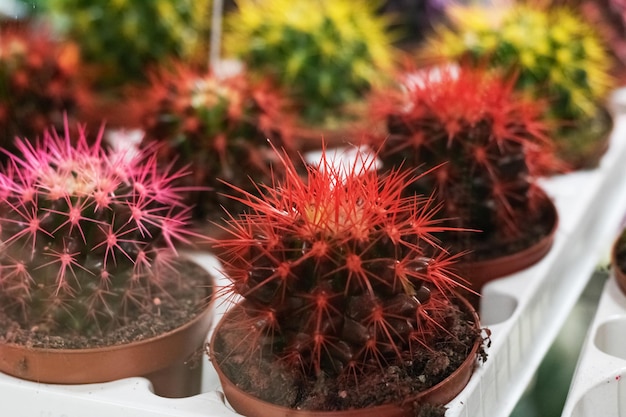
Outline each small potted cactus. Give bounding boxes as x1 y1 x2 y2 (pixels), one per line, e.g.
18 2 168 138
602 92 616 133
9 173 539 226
0 23 91 154
368 65 560 289
32 0 211 87
424 3 615 170
223 0 395 147
0 122 214 398
124 63 296 226
208 146 486 416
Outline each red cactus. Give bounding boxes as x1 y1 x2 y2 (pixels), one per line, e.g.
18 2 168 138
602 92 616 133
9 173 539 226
124 63 296 222
0 121 198 335
210 145 482 406
369 65 560 255
0 23 91 150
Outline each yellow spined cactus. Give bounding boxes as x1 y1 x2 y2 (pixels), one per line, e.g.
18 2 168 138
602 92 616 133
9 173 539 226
224 0 394 125
429 4 613 122
425 3 614 169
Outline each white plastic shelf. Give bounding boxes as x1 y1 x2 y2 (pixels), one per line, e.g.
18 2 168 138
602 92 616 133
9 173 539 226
560 274 626 417
3 113 626 417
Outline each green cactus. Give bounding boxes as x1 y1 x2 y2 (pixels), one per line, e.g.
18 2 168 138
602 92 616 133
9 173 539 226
34 0 211 86
209 146 484 410
0 123 201 337
224 0 395 126
427 4 614 168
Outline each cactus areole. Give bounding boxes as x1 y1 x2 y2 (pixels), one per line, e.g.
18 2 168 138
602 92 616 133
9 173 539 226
209 147 486 414
0 124 214 396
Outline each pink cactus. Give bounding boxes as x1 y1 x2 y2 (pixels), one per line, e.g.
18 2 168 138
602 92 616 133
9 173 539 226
0 122 197 335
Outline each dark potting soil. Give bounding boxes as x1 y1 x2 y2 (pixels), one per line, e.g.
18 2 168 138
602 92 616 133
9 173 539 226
0 261 213 349
211 297 487 415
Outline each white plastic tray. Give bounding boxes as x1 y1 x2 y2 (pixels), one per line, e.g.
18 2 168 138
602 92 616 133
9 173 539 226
444 109 626 417
560 273 626 417
3 112 626 416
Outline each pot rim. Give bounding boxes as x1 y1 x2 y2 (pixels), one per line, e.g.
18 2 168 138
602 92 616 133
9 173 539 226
0 257 215 384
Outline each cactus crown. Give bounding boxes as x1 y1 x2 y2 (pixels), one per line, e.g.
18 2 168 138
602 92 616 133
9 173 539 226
130 63 293 221
224 0 394 125
0 24 88 147
212 145 471 382
36 0 210 85
428 4 613 121
0 123 196 336
370 66 555 243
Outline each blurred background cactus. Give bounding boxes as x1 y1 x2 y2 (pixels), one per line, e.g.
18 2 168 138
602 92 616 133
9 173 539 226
369 65 558 261
210 147 482 410
0 124 199 337
28 0 211 87
0 22 91 153
124 63 296 223
574 0 626 84
425 3 614 169
223 0 395 127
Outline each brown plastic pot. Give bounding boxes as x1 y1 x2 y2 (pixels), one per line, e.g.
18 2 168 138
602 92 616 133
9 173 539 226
455 188 559 292
209 296 481 417
611 231 626 295
0 263 215 398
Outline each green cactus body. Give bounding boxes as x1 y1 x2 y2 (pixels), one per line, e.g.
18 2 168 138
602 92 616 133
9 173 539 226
0 124 196 336
210 146 482 407
0 24 89 147
130 64 295 222
370 66 556 255
37 0 210 86
224 0 394 125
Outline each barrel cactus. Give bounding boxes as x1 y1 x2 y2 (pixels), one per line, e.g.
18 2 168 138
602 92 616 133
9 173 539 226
224 0 395 126
577 0 626 82
209 146 484 410
36 0 211 86
0 23 90 151
426 3 614 169
0 123 199 337
126 63 295 222
369 65 558 260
